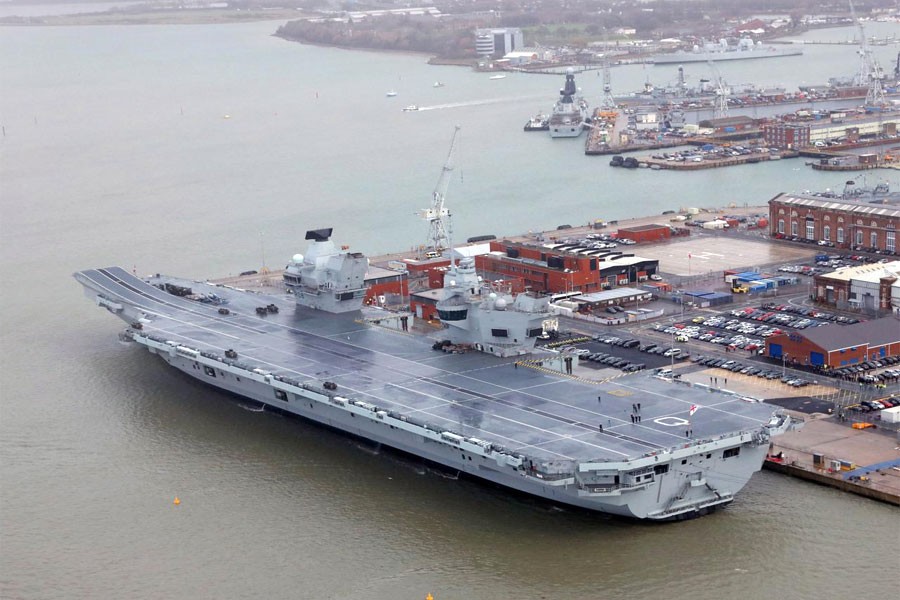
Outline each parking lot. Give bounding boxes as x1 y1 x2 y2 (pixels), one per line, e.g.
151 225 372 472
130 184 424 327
554 334 690 376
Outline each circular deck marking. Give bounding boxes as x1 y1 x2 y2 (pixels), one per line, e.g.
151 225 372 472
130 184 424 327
654 416 689 427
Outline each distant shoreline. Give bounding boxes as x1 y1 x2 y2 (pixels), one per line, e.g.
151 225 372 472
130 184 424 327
0 8 308 27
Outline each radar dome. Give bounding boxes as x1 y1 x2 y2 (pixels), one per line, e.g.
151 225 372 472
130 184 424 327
292 253 304 263
489 292 497 299
494 298 507 310
449 279 457 287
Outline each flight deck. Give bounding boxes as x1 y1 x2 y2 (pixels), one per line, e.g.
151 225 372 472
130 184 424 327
76 267 777 465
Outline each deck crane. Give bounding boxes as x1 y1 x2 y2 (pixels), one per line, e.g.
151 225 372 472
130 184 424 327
420 125 460 255
707 60 729 120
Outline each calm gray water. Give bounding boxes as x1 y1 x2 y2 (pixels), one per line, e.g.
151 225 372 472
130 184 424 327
1 19 898 600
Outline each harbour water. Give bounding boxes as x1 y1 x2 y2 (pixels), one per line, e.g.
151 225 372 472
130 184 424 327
1 18 898 600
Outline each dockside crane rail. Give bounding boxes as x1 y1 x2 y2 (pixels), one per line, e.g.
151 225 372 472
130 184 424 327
421 125 461 254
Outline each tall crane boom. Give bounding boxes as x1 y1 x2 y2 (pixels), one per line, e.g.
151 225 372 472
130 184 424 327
421 126 460 253
707 60 729 120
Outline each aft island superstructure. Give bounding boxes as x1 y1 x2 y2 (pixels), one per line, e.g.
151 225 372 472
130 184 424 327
75 229 792 520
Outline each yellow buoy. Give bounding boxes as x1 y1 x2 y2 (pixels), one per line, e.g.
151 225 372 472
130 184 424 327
425 594 434 600
173 497 181 505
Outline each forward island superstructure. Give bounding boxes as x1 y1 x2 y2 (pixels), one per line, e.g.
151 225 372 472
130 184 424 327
75 229 793 520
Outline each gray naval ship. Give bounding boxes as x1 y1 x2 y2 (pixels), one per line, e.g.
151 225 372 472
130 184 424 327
549 68 589 139
75 228 794 520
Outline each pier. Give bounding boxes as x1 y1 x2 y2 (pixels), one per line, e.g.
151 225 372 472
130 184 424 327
629 150 798 170
764 417 900 507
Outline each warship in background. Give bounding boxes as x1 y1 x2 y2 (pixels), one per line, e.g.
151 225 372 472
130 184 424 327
652 37 803 65
549 68 589 138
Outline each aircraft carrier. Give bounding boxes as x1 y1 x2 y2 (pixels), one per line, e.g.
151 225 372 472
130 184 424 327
75 229 793 520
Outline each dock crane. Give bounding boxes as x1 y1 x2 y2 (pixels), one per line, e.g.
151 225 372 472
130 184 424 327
420 126 460 254
849 0 886 107
600 53 617 111
599 30 617 111
707 60 729 120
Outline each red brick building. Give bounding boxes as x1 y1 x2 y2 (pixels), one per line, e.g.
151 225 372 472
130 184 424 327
769 192 900 252
363 265 409 305
763 123 810 149
474 240 659 294
616 224 671 243
765 317 900 368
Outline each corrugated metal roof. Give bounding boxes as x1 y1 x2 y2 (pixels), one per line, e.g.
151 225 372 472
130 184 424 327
775 193 900 218
819 261 900 283
789 317 900 352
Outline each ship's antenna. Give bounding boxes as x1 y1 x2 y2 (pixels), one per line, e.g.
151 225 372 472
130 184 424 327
420 125 461 258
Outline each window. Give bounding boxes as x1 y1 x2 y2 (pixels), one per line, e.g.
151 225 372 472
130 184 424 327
791 221 798 236
823 225 831 241
274 389 287 401
837 227 844 243
724 448 741 459
778 219 785 234
887 230 895 252
805 221 814 240
856 230 863 245
871 231 878 248
654 464 670 475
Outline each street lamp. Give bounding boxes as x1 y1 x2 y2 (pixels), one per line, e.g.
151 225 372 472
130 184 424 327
671 329 676 368
782 353 789 378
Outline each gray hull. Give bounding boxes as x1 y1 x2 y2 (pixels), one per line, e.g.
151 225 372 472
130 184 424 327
155 349 768 519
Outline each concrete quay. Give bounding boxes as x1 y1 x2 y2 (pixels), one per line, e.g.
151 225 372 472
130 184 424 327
764 417 900 507
635 150 799 170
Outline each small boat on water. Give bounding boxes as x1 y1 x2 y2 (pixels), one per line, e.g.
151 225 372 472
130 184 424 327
489 74 506 80
523 112 549 132
386 90 398 97
433 81 445 88
402 105 419 112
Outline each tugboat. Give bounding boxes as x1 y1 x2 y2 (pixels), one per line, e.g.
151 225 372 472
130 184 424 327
523 112 550 132
549 68 588 138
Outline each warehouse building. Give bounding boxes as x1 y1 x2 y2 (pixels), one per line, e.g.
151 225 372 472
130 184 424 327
769 192 900 252
813 260 900 312
616 224 672 243
765 317 900 368
475 240 659 294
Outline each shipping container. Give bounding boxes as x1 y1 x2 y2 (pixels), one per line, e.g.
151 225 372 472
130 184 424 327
881 405 900 424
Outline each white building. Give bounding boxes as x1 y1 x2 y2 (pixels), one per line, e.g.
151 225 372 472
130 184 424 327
475 28 523 57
